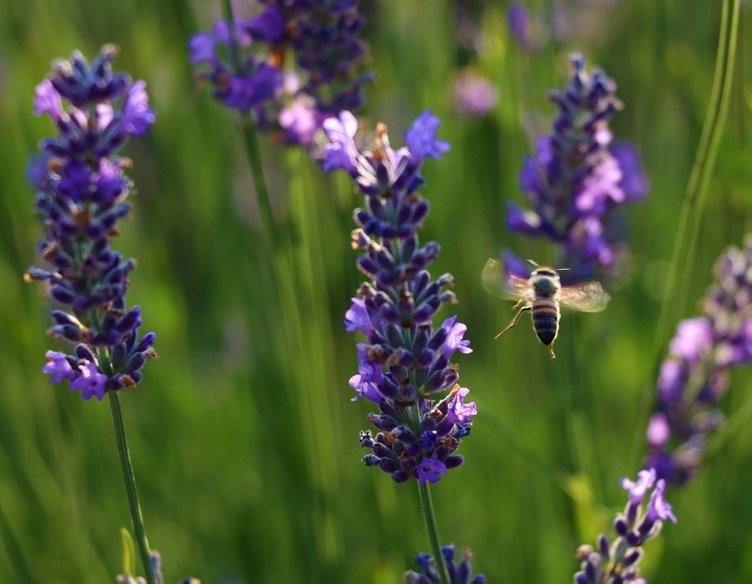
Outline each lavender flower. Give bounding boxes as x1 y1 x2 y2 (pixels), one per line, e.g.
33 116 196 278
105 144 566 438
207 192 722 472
644 237 752 485
453 69 498 118
405 544 486 584
507 2 546 53
505 55 648 284
574 469 676 584
323 110 476 484
507 2 622 52
190 1 371 146
25 46 156 401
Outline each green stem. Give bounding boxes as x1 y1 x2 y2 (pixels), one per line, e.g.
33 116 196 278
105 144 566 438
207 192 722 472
109 392 154 584
219 0 279 249
417 482 451 584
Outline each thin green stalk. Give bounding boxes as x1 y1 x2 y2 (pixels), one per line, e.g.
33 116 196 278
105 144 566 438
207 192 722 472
653 0 740 357
109 393 154 584
220 0 279 249
417 482 451 584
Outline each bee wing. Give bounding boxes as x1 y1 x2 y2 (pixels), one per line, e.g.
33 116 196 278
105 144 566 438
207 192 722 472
481 258 531 301
559 281 610 313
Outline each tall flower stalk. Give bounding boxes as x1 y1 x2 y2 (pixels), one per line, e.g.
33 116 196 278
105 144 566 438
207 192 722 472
322 110 479 584
26 46 158 584
505 55 648 284
644 237 752 486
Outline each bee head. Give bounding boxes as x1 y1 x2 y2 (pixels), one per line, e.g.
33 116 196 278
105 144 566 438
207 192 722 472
532 267 559 279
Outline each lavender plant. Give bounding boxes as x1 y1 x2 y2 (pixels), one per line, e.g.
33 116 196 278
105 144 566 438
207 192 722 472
190 0 370 146
25 46 158 583
405 544 486 584
505 55 648 284
574 470 677 584
644 236 752 486
321 110 477 581
323 110 476 484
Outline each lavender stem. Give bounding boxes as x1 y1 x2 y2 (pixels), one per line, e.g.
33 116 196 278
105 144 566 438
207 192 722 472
219 0 278 249
418 482 451 584
109 392 154 584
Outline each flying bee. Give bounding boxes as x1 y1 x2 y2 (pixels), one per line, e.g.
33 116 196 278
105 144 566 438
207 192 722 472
481 258 610 358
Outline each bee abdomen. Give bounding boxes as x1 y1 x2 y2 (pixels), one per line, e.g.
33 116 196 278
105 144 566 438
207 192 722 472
532 300 559 346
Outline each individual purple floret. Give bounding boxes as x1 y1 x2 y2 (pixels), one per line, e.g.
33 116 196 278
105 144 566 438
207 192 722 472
644 237 752 485
574 469 676 584
405 544 486 584
323 110 476 484
505 55 648 284
25 46 157 401
189 1 371 146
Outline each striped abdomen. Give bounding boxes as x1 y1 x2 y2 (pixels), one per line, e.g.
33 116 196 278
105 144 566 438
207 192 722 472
531 297 560 346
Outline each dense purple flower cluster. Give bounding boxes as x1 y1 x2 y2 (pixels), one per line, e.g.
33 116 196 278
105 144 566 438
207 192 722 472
404 544 486 584
189 0 370 146
644 237 752 485
505 55 648 284
322 110 476 484
26 46 157 401
574 469 676 584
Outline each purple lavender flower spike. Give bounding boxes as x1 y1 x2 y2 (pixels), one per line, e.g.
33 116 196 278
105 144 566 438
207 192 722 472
405 544 486 584
504 55 648 285
25 47 157 402
644 236 752 485
189 1 371 147
324 111 476 484
574 470 676 584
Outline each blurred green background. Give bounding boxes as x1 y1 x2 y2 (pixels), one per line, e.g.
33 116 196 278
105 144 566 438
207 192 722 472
1 0 751 582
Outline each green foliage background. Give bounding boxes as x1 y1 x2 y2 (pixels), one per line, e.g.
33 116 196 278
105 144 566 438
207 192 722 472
1 0 751 582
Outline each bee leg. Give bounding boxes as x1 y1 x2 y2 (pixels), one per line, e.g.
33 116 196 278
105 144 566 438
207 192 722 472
547 343 556 359
494 306 530 340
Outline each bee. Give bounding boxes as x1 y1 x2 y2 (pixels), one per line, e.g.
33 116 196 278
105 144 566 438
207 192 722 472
481 258 610 358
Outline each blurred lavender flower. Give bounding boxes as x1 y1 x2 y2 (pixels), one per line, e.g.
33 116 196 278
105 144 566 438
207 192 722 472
323 110 476 484
507 1 622 52
190 1 371 146
574 469 676 584
644 237 752 485
507 2 546 53
505 55 648 284
405 544 486 584
25 46 157 401
453 69 498 118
